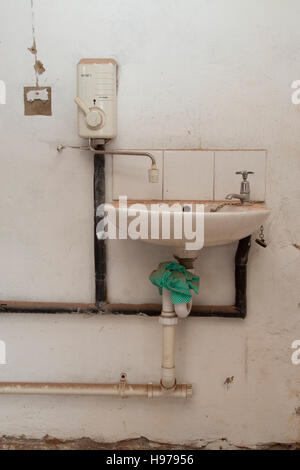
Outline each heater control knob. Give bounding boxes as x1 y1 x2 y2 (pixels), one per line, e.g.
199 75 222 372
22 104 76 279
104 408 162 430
75 97 103 129
86 109 103 128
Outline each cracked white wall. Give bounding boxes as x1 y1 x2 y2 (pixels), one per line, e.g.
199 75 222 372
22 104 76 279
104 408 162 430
0 0 299 446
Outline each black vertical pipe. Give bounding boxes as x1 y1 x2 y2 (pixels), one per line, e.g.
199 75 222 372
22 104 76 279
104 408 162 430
94 146 106 305
235 235 251 318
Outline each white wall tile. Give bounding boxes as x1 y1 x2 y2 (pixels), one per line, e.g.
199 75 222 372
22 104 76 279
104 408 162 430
112 151 163 200
163 151 214 200
214 151 267 201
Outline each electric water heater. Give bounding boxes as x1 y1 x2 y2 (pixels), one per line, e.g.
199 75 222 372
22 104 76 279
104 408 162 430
75 58 117 139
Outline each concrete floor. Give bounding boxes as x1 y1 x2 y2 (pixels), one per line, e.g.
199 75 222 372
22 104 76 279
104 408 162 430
0 436 299 450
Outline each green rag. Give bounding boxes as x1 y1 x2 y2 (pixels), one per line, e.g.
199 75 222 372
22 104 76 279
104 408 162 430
149 261 199 304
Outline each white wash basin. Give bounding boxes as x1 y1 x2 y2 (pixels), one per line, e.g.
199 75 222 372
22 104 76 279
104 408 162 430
108 200 270 258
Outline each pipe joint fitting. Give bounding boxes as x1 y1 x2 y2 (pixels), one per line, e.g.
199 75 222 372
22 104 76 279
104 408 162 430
160 377 177 392
161 367 176 390
159 313 178 326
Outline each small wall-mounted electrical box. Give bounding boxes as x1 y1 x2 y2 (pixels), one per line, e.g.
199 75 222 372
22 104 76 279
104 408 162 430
75 58 117 139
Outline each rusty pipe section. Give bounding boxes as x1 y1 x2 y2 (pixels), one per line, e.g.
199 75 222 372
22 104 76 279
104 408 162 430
0 375 192 399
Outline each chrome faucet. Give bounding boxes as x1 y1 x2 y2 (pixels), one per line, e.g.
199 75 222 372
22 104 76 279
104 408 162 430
226 170 254 205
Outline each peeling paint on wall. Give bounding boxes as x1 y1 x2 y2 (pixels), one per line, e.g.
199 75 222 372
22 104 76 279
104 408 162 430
34 59 46 76
28 0 46 86
27 39 37 56
25 1 50 115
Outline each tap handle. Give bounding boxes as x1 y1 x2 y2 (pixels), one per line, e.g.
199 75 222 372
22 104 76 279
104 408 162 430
236 170 254 180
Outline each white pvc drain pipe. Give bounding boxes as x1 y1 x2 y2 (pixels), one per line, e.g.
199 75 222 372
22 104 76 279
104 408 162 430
0 289 193 399
0 378 192 399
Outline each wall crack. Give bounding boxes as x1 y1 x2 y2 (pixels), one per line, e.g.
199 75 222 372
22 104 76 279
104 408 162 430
28 0 46 86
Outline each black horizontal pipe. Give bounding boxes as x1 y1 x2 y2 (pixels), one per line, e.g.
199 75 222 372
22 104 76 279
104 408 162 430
0 237 251 319
0 302 241 318
0 140 252 319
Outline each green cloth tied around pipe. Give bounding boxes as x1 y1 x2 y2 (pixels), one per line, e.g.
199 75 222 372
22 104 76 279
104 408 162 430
149 261 199 304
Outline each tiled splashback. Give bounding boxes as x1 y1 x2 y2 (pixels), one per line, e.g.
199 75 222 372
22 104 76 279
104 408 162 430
112 150 267 201
163 151 214 200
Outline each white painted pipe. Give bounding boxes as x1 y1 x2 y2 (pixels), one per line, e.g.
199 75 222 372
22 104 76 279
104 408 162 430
174 301 192 318
162 288 193 319
160 289 192 387
0 381 192 399
162 288 174 313
174 266 194 318
160 312 177 390
161 329 176 389
0 313 193 398
0 286 195 400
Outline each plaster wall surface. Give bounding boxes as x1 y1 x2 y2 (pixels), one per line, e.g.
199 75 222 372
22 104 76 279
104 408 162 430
0 0 299 446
